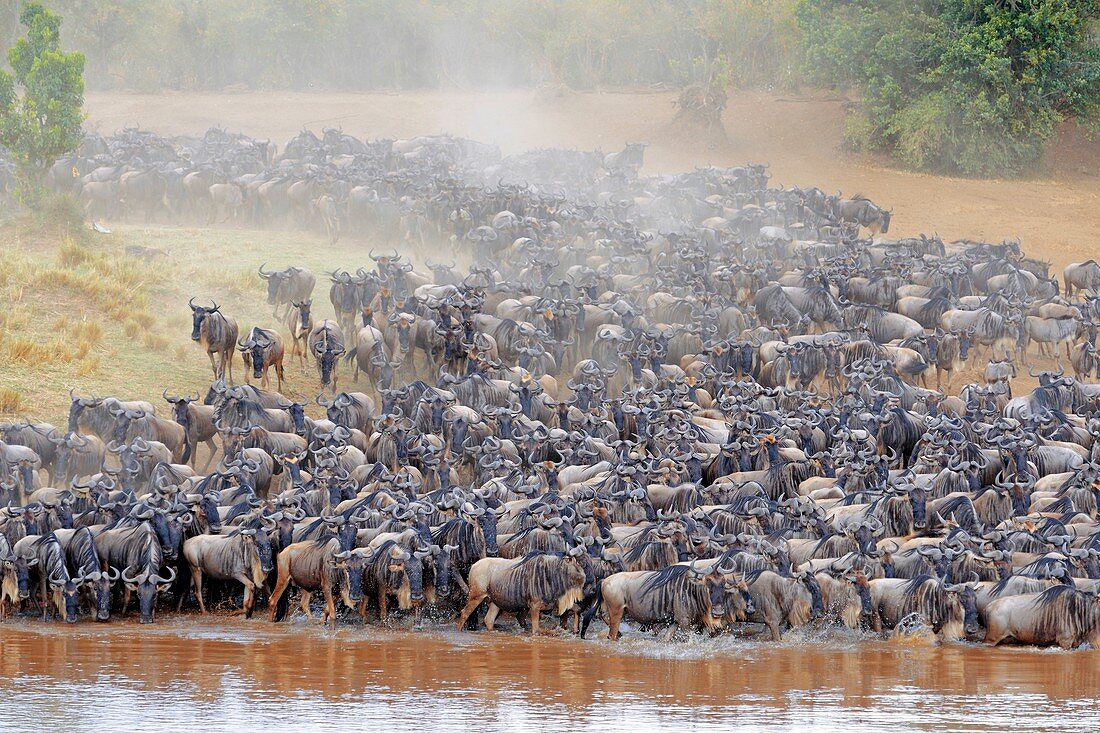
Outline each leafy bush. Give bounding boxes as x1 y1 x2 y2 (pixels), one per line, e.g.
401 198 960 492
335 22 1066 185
797 0 1100 176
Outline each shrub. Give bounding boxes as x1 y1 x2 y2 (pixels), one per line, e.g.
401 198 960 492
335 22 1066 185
797 0 1100 176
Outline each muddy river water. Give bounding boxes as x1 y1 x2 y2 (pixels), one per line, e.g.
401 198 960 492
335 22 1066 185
0 619 1097 732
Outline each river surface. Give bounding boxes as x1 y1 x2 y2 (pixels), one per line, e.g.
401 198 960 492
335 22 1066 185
0 618 1097 732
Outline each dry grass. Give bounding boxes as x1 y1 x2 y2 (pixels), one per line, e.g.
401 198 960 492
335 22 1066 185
0 218 380 420
0 388 23 414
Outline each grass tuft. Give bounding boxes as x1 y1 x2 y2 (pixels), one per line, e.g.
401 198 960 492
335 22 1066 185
0 388 23 414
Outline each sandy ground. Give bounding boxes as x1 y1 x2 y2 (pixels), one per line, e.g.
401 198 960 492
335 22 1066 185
85 88 1100 270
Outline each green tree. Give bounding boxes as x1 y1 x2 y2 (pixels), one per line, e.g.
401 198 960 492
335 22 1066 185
0 2 84 200
797 0 1100 176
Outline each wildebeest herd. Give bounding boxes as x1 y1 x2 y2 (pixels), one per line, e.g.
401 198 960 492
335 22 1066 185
4 127 1100 650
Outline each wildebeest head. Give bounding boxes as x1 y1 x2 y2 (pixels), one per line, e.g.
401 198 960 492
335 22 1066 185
79 567 118 622
382 545 422 608
945 581 981 637
431 543 458 598
121 566 176 624
334 548 370 604
461 501 501 556
258 263 289 305
239 330 271 379
1069 548 1100 580
241 527 274 575
279 400 308 435
188 298 221 341
183 491 223 535
800 570 825 621
905 484 928 529
388 312 416 353
67 389 101 432
49 431 90 481
685 562 730 619
2 552 36 600
147 506 189 559
315 340 344 386
42 492 76 530
848 516 882 554
293 300 313 331
52 574 81 624
957 329 973 360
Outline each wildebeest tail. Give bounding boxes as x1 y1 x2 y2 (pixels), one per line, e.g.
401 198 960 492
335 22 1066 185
344 347 358 365
579 581 604 639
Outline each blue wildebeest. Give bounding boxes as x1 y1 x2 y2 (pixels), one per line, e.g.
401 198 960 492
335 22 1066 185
309 319 346 392
457 550 588 635
985 585 1100 649
238 327 286 391
181 522 275 617
258 264 316 319
12 533 81 623
189 298 238 381
581 560 753 640
55 526 118 621
868 575 979 641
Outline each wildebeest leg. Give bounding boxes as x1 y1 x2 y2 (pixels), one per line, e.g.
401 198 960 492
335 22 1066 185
39 578 49 621
201 439 217 471
604 603 622 640
456 588 487 631
528 602 543 636
377 590 388 621
237 578 256 618
190 568 206 614
1056 632 1079 650
322 584 336 628
299 591 313 619
483 602 501 631
267 568 293 622
276 362 284 392
207 350 218 381
225 348 235 384
765 613 783 641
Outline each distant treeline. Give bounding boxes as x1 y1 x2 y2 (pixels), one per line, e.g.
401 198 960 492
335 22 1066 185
0 1 799 92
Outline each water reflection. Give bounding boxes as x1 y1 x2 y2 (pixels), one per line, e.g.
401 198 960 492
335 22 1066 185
0 619 1096 732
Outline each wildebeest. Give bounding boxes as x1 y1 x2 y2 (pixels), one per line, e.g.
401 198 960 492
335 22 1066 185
259 264 316 318
581 561 752 640
868 575 978 641
1064 260 1100 297
269 537 344 626
181 524 274 617
985 585 1100 649
13 533 81 622
308 319 346 391
835 196 892 235
238 327 286 390
189 298 238 381
286 299 315 368
457 551 587 634
164 391 218 469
